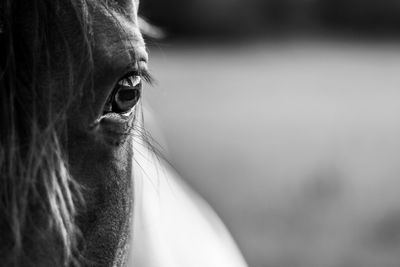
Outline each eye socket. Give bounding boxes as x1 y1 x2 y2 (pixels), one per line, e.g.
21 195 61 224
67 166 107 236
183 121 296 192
103 73 142 115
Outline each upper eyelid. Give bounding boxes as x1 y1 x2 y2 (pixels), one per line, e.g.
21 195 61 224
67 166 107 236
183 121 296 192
119 70 140 81
124 54 153 82
120 68 153 85
118 74 141 86
123 63 142 76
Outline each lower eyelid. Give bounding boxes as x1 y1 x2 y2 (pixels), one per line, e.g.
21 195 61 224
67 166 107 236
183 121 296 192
100 106 136 121
91 106 137 130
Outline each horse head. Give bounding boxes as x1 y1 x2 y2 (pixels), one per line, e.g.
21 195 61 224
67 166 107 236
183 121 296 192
0 0 149 266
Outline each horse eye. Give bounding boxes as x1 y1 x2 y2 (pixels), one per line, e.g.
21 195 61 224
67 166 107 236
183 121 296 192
103 75 142 114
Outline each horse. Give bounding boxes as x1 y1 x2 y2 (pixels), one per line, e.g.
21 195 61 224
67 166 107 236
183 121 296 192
0 0 248 266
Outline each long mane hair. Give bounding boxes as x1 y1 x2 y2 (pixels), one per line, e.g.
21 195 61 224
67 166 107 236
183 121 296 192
0 0 94 265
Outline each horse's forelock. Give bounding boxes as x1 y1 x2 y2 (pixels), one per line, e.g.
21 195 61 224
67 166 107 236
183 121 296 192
0 0 96 266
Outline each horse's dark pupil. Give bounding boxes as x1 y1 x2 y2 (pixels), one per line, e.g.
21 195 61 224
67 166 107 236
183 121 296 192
118 89 138 101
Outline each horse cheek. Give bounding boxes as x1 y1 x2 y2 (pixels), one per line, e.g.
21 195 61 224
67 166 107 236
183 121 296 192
68 133 135 266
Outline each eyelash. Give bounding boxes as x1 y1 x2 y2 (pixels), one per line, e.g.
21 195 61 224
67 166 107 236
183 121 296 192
136 68 155 85
103 71 143 115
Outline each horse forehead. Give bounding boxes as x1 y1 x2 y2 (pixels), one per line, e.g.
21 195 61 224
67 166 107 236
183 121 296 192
113 0 139 9
92 1 144 56
99 0 139 21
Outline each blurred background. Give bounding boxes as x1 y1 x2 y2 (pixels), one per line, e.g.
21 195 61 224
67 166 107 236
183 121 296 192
140 1 400 267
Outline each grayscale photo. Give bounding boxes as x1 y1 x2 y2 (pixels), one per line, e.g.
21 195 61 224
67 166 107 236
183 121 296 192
1 0 400 267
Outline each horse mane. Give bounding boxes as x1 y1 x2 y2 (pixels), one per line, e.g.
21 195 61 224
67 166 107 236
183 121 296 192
0 0 95 266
